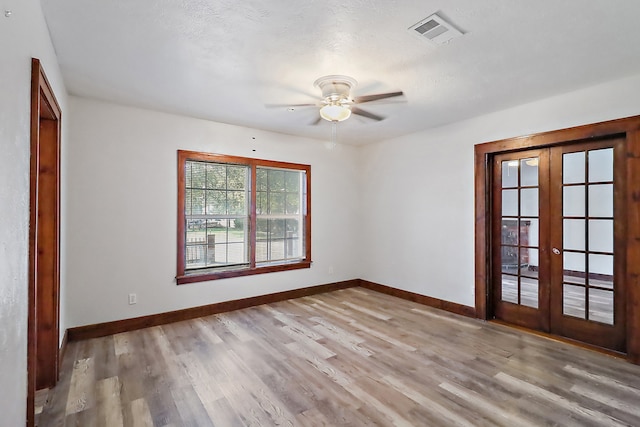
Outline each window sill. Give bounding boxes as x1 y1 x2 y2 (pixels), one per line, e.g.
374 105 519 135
176 260 312 285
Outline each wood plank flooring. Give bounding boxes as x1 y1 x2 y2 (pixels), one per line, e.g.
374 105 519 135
38 287 640 426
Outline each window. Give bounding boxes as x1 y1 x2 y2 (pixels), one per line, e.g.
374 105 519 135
177 150 311 284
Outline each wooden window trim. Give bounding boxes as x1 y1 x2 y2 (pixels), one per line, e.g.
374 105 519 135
176 150 311 284
474 115 640 364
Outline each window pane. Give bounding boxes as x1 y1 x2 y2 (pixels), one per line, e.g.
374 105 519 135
183 160 251 271
563 219 585 251
589 254 613 277
196 219 249 268
521 278 538 309
206 163 226 189
520 158 539 187
256 241 268 263
588 220 613 253
256 192 267 215
501 275 518 304
227 190 246 215
206 190 225 215
186 245 206 268
564 251 585 273
501 219 518 245
502 189 518 216
185 189 192 215
520 188 538 217
270 219 286 239
502 161 518 188
269 193 285 215
563 271 586 286
227 242 247 264
522 218 539 247
521 248 538 276
256 168 305 264
191 189 205 215
285 171 300 192
205 221 218 265
268 169 285 192
186 219 207 268
191 162 206 188
563 186 585 217
564 284 586 319
227 166 246 190
589 270 613 290
501 246 519 271
256 168 268 191
285 219 302 258
286 193 300 215
563 152 585 184
589 289 614 325
588 148 613 183
589 184 613 218
185 162 192 188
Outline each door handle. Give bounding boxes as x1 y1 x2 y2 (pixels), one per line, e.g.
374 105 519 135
552 248 561 255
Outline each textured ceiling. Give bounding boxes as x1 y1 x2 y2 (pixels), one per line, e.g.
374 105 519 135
41 0 640 145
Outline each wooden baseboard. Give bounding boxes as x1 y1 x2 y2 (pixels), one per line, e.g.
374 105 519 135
67 279 359 341
358 279 476 318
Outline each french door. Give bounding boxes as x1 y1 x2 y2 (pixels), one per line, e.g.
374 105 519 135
492 137 626 352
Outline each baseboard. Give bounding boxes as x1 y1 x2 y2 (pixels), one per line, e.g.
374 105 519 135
67 279 359 341
358 279 476 318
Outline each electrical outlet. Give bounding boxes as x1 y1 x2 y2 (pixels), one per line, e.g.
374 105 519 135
128 293 137 305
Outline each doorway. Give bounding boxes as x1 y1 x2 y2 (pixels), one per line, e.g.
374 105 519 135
491 138 625 351
27 58 62 426
474 116 640 364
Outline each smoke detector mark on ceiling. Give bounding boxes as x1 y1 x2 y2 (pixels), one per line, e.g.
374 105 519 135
409 12 463 45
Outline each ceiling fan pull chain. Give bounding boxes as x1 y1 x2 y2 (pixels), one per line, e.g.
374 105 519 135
331 120 338 148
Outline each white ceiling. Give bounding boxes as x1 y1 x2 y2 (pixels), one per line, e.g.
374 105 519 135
41 0 640 145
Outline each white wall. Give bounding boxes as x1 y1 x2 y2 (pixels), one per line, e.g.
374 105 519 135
360 73 640 307
0 0 67 424
65 97 361 328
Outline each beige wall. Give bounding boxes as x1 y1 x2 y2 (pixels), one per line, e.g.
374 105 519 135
359 73 640 307
64 96 362 327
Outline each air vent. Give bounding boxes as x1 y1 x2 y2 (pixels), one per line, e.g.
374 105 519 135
409 13 463 45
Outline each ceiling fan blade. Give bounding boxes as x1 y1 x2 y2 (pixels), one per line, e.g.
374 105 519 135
351 107 385 121
310 115 323 125
353 91 404 104
265 103 317 108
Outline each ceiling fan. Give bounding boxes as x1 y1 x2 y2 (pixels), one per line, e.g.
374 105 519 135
268 75 404 124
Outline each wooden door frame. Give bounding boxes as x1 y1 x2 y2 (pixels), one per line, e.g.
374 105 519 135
474 115 640 364
27 58 62 426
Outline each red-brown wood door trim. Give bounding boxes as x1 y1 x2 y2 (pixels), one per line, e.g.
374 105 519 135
28 58 62 427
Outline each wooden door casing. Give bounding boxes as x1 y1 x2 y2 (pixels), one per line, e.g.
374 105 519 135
28 58 62 427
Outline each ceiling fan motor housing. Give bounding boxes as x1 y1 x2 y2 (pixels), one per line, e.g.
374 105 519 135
314 75 357 104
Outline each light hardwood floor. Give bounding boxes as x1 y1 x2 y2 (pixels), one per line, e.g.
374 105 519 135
38 288 640 426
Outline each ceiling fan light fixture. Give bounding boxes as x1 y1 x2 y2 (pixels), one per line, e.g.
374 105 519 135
319 103 351 122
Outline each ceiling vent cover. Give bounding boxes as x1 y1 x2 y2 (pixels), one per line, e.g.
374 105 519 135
409 13 463 45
